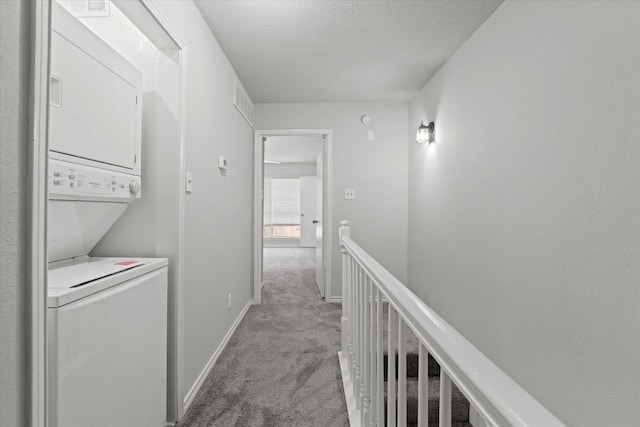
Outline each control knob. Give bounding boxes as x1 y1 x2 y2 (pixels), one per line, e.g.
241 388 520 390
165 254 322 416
129 181 141 195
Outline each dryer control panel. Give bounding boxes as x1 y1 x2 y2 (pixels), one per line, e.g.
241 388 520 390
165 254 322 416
49 159 141 201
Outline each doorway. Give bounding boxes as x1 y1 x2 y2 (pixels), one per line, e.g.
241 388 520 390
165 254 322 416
29 1 187 425
254 130 333 305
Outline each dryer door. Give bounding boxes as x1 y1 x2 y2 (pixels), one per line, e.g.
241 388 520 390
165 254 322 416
49 4 142 173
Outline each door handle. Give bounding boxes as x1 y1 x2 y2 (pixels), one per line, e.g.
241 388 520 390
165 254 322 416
312 220 319 224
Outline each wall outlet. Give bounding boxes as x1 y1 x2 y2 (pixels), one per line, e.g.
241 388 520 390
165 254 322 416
227 293 232 310
345 188 356 200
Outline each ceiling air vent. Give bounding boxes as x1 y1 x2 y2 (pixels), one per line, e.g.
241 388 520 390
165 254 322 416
58 0 110 18
234 81 254 127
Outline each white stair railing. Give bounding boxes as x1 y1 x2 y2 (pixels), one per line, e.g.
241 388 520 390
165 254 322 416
338 220 566 427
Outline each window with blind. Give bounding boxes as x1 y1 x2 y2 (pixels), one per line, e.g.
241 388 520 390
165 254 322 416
263 178 301 238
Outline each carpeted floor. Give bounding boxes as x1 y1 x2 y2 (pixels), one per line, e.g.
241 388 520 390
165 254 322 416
178 248 349 427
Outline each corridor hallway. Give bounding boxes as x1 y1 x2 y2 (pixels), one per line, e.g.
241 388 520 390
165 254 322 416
178 248 348 426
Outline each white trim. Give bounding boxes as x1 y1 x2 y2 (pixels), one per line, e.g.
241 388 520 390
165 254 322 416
324 132 333 301
338 351 361 427
173 43 187 422
183 300 253 411
327 296 342 304
263 237 301 248
29 2 51 426
253 129 333 304
139 1 189 421
253 135 264 304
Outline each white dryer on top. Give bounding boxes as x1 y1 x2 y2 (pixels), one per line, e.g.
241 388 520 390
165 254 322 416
49 0 142 176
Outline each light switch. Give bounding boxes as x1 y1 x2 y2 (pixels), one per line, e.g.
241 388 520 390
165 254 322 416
345 188 356 200
186 171 193 193
218 155 228 170
367 130 374 141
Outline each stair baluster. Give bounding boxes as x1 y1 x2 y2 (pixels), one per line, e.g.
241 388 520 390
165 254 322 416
341 233 350 367
397 319 407 427
362 274 370 426
387 307 397 427
376 288 384 426
368 279 377 426
352 256 359 405
439 368 452 427
417 344 428 426
358 267 367 412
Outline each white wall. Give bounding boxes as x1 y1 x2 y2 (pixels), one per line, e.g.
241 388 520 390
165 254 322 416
152 0 254 401
408 1 640 426
86 0 254 409
255 103 409 297
75 6 183 421
265 162 316 178
0 1 29 425
83 3 176 259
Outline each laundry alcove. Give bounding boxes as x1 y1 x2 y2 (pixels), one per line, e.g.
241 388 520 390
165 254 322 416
47 1 187 424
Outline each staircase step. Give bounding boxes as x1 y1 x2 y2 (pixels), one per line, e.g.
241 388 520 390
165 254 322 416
380 302 440 379
383 352 440 379
384 377 470 425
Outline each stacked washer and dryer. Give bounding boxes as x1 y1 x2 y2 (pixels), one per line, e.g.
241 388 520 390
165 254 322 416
47 4 168 427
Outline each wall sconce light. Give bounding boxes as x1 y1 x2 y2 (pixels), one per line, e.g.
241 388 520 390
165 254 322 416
416 121 435 144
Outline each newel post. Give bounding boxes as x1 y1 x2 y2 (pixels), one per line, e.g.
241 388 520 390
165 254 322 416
339 220 351 356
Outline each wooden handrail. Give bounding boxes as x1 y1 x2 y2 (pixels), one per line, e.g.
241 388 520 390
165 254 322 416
338 220 565 427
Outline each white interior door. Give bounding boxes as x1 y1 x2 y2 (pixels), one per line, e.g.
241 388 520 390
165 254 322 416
315 175 324 297
299 177 316 247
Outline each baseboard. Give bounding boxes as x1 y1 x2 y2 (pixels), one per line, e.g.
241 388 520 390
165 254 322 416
183 299 253 411
263 238 301 248
327 295 342 303
338 351 361 427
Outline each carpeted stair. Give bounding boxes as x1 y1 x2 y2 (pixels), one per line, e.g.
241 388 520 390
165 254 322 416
383 377 470 426
379 304 471 426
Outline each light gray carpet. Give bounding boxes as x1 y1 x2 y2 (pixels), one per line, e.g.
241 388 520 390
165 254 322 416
178 248 349 427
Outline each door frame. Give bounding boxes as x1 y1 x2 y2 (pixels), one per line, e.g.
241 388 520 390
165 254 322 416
29 1 188 425
29 2 51 424
253 129 333 304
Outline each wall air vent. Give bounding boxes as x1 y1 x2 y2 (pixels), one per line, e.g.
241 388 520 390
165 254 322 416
234 80 254 127
58 0 110 18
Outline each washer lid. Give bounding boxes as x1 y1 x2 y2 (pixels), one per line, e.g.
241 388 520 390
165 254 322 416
48 257 168 308
49 258 145 289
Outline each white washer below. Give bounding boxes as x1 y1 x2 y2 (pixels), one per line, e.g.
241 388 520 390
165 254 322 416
48 257 168 427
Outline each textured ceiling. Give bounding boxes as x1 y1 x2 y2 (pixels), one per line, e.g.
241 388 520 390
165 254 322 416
265 135 322 163
194 0 502 103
